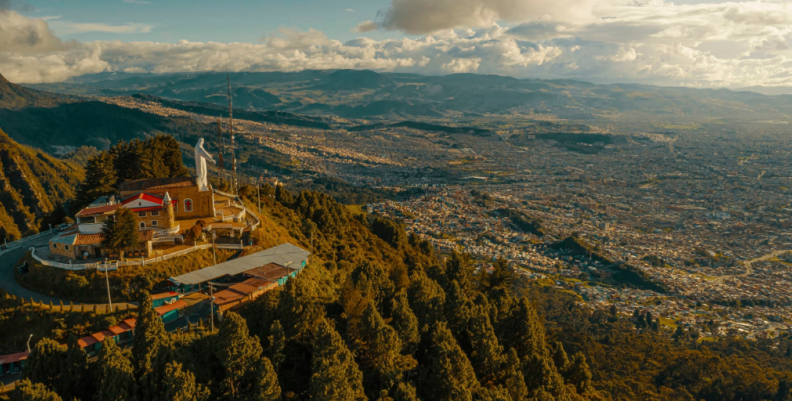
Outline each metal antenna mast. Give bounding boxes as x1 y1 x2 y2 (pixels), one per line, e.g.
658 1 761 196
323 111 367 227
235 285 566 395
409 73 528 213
227 74 238 194
215 120 225 185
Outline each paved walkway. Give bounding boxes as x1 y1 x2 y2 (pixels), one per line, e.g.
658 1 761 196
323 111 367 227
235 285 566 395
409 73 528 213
0 238 135 312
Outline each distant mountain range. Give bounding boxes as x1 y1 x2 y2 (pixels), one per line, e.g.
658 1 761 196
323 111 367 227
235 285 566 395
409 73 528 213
29 69 792 122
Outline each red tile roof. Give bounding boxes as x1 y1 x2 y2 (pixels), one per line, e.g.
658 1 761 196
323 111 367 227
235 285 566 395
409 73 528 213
78 336 98 348
152 291 179 300
154 300 187 315
0 351 28 365
242 278 275 288
76 203 121 217
229 283 260 295
213 290 245 305
123 318 137 328
122 192 164 206
74 233 103 246
108 326 126 335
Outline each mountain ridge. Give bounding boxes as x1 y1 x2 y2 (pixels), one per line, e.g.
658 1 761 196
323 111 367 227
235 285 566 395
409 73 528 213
0 128 84 241
26 70 792 121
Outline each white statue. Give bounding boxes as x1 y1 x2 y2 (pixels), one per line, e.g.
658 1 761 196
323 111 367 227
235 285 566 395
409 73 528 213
194 138 215 191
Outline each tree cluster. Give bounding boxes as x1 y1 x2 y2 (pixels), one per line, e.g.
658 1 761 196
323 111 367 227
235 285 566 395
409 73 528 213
73 136 188 213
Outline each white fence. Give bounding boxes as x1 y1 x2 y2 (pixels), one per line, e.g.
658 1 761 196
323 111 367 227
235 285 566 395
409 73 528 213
212 189 261 232
215 241 244 250
30 243 214 270
29 247 114 271
152 225 181 236
152 234 184 243
117 244 213 266
2 227 59 252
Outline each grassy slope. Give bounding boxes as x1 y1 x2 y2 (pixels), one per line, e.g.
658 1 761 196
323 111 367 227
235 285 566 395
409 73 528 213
0 129 84 240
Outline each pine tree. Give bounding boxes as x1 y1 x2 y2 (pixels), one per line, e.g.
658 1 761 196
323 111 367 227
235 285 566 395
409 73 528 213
521 353 567 400
132 291 168 401
391 382 420 401
468 304 503 386
444 252 474 293
111 139 144 182
102 207 139 260
481 258 516 296
254 357 281 401
353 302 417 396
275 185 294 207
266 320 286 372
161 361 210 401
154 135 190 177
420 322 480 401
475 386 513 401
140 140 170 179
444 280 473 340
10 379 62 401
390 290 420 354
309 319 367 401
73 152 117 212
498 349 528 401
407 271 446 333
347 260 395 312
216 311 264 398
551 342 569 373
58 334 90 401
502 298 546 359
95 339 137 401
23 338 66 390
565 353 594 396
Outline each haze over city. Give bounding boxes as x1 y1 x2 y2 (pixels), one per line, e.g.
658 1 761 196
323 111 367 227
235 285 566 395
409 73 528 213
1 0 792 400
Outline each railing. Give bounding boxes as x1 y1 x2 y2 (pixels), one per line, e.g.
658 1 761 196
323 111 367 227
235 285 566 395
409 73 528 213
216 241 244 250
2 228 59 252
118 244 213 266
30 247 115 271
30 243 213 269
152 235 184 243
211 189 261 233
152 225 180 236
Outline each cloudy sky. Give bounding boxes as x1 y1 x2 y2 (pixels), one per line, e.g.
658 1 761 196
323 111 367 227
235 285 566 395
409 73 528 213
1 0 792 89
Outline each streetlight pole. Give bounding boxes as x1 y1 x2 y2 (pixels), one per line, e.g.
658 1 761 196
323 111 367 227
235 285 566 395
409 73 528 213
209 282 215 332
26 334 33 353
212 232 217 265
104 263 113 312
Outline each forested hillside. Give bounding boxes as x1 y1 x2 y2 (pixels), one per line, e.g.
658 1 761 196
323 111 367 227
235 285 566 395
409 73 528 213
0 129 83 242
0 73 66 110
12 172 792 400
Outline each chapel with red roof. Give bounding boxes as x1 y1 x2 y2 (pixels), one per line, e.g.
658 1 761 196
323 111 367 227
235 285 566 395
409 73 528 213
49 176 216 260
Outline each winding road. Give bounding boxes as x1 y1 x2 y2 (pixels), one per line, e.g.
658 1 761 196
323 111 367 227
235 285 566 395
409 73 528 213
0 238 135 311
712 249 792 283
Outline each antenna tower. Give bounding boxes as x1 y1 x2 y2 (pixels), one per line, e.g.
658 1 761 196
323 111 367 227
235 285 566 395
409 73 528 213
216 120 225 170
227 74 238 194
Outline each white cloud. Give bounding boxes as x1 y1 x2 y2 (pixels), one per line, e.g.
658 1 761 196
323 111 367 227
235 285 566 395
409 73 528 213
345 8 354 12
353 20 378 33
442 57 481 73
52 21 153 34
1 1 792 91
380 0 597 34
0 9 69 53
